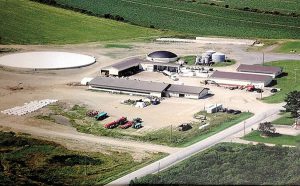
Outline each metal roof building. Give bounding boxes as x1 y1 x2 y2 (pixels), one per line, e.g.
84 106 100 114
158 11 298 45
210 71 273 88
237 64 282 78
89 77 170 97
89 77 209 99
167 84 209 99
101 58 142 77
101 57 181 77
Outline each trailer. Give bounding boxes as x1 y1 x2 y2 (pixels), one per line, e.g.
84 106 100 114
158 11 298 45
95 112 107 120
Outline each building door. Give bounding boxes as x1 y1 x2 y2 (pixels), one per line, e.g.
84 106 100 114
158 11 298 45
179 93 185 97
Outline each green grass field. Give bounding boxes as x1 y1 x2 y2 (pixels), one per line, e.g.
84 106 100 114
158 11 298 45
37 104 252 147
0 0 172 44
243 131 300 146
272 112 295 125
275 41 300 53
132 143 300 185
0 131 166 185
55 0 300 39
262 60 300 103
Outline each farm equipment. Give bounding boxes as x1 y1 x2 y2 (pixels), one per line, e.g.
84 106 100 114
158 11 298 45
246 85 255 92
104 121 118 129
178 123 192 131
132 118 143 129
104 117 127 129
119 121 133 129
132 122 142 129
95 112 107 120
86 110 99 117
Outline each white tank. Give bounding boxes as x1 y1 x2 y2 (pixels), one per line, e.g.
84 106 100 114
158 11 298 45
212 52 225 63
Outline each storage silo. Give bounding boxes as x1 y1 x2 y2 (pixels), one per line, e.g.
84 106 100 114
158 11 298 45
212 52 226 63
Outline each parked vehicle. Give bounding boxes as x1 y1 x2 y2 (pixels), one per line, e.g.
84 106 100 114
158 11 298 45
86 110 99 117
227 109 235 114
233 110 241 115
119 121 133 129
270 88 278 93
256 89 263 93
95 112 107 120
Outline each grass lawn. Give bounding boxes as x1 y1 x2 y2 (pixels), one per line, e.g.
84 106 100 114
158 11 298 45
275 41 300 53
243 130 300 146
262 60 300 103
0 0 173 44
132 143 300 185
37 104 252 147
142 111 253 147
181 56 236 67
0 131 166 185
104 44 133 49
272 112 295 125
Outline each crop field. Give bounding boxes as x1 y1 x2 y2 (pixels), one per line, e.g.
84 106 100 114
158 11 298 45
0 131 165 185
36 104 252 147
0 0 171 44
262 60 300 103
197 0 300 14
54 0 300 39
132 143 300 185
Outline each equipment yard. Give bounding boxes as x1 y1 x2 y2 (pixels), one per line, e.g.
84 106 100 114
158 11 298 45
0 39 299 185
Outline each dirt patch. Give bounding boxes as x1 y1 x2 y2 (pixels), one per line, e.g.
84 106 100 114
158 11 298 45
50 115 71 126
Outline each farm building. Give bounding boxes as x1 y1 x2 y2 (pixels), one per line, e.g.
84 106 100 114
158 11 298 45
101 57 181 76
237 64 282 78
89 77 209 99
89 77 170 97
140 61 180 73
210 71 273 88
146 51 178 63
100 58 141 77
167 84 209 99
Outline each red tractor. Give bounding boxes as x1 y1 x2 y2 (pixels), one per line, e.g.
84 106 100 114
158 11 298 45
246 85 255 92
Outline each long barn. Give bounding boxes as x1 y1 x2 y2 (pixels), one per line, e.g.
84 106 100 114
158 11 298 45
89 77 209 99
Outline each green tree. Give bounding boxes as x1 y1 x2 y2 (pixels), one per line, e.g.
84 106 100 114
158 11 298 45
284 91 300 118
258 122 276 136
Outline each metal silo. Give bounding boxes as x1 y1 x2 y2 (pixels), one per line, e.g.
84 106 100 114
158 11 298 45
212 52 225 63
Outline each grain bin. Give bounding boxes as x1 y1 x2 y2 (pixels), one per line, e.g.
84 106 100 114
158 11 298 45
212 52 225 63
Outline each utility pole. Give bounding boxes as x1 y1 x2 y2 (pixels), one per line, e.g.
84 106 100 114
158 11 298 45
295 69 299 83
243 121 246 136
170 125 173 143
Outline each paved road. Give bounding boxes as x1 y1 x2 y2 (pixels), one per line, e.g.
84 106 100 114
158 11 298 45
108 107 281 185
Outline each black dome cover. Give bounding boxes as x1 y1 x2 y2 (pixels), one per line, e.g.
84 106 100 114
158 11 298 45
148 51 177 58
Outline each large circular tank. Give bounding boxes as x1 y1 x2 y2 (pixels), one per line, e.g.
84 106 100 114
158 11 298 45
212 52 226 63
146 51 178 63
0 52 96 69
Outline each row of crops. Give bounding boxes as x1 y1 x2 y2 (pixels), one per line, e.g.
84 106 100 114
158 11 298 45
54 0 300 39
